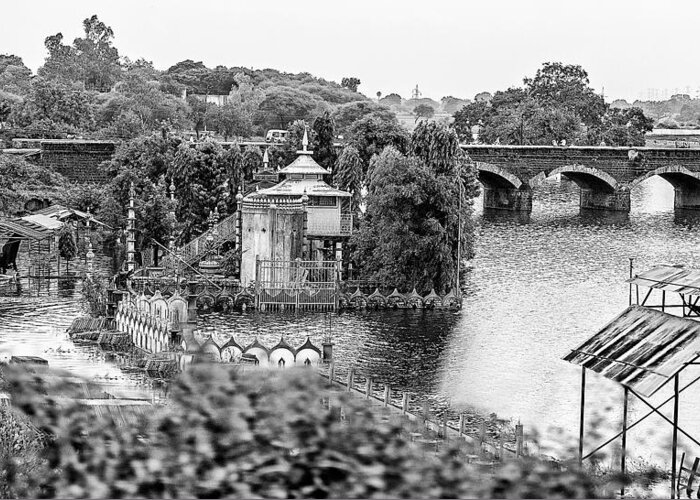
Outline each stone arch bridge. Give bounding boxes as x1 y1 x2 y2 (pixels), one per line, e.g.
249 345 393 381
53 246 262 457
462 145 700 212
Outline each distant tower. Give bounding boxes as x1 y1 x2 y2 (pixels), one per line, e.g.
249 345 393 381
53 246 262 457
412 84 421 100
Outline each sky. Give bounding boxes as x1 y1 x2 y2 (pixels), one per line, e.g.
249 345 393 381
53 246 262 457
2 0 699 102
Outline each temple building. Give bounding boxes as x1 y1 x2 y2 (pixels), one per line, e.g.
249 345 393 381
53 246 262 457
237 130 353 286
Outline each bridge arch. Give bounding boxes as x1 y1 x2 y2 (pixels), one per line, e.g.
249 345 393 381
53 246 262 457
475 162 523 190
530 165 619 193
630 165 700 190
630 165 700 210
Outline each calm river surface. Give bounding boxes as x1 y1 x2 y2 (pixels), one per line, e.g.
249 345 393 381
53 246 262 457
2 176 700 466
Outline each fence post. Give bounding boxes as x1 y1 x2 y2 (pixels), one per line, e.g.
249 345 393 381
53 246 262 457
479 421 487 445
459 414 466 436
515 423 524 457
346 368 354 392
383 385 391 408
328 361 335 387
365 378 372 399
402 392 409 414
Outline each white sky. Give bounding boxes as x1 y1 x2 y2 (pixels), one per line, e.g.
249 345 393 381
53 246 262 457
2 0 698 102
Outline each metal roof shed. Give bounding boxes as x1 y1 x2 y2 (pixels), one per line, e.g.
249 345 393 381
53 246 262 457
564 305 700 498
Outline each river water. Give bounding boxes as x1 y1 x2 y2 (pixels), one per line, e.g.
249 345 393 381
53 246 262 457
2 176 700 468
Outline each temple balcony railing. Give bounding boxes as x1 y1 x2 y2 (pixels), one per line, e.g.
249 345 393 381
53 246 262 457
307 213 353 237
161 212 238 268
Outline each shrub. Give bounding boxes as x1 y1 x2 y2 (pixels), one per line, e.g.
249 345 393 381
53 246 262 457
1 364 599 498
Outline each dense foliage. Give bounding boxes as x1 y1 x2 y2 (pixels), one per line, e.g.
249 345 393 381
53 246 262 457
0 364 599 499
453 62 654 146
0 15 371 141
351 122 479 292
0 156 66 216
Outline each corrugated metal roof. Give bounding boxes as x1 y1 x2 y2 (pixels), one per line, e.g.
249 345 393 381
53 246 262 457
628 265 700 296
0 219 53 240
21 214 64 230
563 305 700 397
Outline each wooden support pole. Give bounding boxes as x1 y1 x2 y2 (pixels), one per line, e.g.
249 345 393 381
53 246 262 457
628 258 633 306
423 400 430 423
479 421 487 445
383 385 391 408
579 366 586 467
346 368 354 392
402 392 409 414
622 386 629 498
365 378 372 399
662 290 666 313
516 423 524 457
442 412 448 441
459 414 466 435
672 374 679 499
328 361 335 387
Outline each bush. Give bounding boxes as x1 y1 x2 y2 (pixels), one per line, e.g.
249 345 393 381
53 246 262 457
1 364 599 498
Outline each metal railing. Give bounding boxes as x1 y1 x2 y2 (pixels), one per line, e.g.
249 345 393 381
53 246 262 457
161 212 238 269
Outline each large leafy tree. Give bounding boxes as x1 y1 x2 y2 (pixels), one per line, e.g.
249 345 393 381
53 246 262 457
341 76 361 92
11 78 96 136
96 71 190 139
39 15 122 92
334 145 363 215
347 114 410 177
332 101 396 137
0 54 32 96
170 140 239 242
255 86 322 131
312 111 336 172
352 122 478 292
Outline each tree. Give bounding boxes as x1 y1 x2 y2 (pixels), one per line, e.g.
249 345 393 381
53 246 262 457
596 107 654 146
58 223 78 273
0 55 32 96
170 140 238 242
312 111 336 172
255 85 321 131
348 114 410 177
334 145 363 214
332 101 396 137
379 93 402 107
413 103 435 122
96 72 190 139
352 122 478 292
341 76 361 92
11 78 96 136
474 91 492 103
39 15 122 92
376 91 382 100
524 62 605 129
452 101 488 142
441 96 470 114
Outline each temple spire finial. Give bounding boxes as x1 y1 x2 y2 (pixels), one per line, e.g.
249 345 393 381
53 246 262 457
263 148 269 169
302 127 309 152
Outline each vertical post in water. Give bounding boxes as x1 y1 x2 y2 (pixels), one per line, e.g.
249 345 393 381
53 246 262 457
516 422 524 457
402 392 409 414
365 378 372 400
459 414 466 435
579 366 586 467
346 368 354 392
328 361 335 387
621 386 629 498
662 290 666 313
628 258 633 306
383 385 391 408
672 374 679 499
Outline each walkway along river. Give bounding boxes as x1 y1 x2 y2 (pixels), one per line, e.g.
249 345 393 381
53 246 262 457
2 175 700 468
